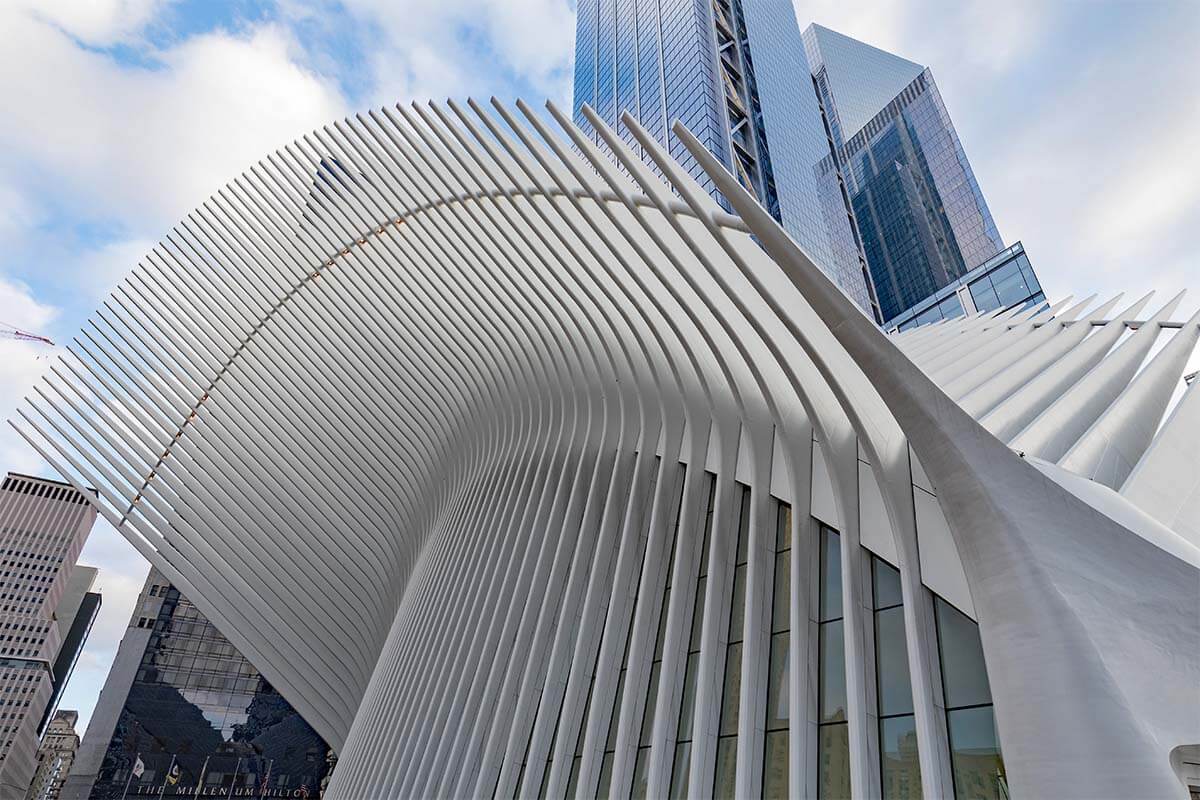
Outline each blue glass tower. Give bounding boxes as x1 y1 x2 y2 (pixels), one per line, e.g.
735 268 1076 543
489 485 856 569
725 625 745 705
573 6 1022 328
572 0 879 318
803 24 1006 323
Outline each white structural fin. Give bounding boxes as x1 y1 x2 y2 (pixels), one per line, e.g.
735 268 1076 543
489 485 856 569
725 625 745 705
977 292 1154 437
1122 377 1200 547
942 293 1105 402
1009 291 1186 461
7 98 1196 800
1059 308 1200 488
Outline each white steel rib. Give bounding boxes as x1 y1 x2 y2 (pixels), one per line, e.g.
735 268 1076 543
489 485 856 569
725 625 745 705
12 99 1199 799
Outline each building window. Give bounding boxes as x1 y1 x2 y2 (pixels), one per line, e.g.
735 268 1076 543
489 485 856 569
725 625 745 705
631 465 686 800
595 462 661 800
818 525 851 799
934 597 1006 799
872 557 921 799
668 474 717 799
762 502 791 799
712 484 751 798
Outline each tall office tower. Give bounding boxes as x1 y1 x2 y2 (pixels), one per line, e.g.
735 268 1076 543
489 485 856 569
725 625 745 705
62 568 332 800
0 474 97 797
573 5 1023 327
802 24 1006 323
26 710 79 800
573 0 880 317
38 568 100 739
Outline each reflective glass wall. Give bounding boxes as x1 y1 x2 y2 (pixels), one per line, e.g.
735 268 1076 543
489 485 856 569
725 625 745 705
871 557 922 799
86 586 331 799
934 598 1007 800
817 525 851 799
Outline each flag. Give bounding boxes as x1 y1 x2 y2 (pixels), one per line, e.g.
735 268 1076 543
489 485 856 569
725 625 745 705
131 756 145 779
165 763 182 786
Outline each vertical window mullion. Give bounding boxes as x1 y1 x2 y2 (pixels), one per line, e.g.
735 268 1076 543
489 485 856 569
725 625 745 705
817 525 850 799
762 501 791 798
712 484 751 797
871 556 921 799
667 473 716 799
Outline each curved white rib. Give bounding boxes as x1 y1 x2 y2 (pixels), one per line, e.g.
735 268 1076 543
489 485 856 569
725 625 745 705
11 98 1198 800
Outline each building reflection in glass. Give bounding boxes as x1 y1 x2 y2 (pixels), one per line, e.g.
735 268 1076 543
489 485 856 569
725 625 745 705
87 585 331 798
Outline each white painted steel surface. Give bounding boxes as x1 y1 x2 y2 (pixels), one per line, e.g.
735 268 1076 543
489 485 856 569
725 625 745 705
11 100 1200 799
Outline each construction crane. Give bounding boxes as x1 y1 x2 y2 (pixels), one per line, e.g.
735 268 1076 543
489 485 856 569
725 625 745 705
0 321 54 346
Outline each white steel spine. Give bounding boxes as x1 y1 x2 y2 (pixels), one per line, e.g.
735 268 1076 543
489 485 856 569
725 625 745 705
12 99 1199 800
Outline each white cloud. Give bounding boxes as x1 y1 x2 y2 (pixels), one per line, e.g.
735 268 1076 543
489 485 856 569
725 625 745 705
0 7 348 233
23 0 169 45
340 0 575 106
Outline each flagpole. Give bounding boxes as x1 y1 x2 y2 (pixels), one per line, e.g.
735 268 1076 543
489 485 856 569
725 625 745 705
120 753 140 800
160 754 177 798
258 758 273 799
228 757 242 798
193 755 210 798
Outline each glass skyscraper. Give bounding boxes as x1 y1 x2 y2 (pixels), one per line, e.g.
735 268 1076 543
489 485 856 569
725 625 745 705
573 4 1019 326
62 569 332 800
803 25 1005 323
572 0 879 318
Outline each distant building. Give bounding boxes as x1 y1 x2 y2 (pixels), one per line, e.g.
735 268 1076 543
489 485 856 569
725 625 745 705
802 24 1006 324
0 473 98 796
39 569 101 739
886 241 1046 331
26 710 79 800
62 568 332 800
573 4 1018 327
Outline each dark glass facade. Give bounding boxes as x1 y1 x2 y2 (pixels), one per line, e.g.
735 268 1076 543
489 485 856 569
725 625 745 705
84 585 331 799
830 71 1003 323
572 0 879 318
891 243 1045 332
934 597 1007 800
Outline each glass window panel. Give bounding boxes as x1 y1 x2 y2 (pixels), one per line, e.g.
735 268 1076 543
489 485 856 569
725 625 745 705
939 294 965 320
718 641 742 736
728 563 746 643
935 599 992 709
606 671 625 748
678 651 699 738
770 553 789 638
1015 255 1040 293
631 748 649 800
818 723 852 800
736 486 751 565
566 756 581 798
819 528 843 622
776 503 792 551
668 742 690 800
948 706 1006 800
763 729 789 800
690 577 707 647
595 751 614 800
766 632 789 731
968 279 1001 314
880 715 922 800
916 305 942 326
876 607 914 717
991 265 1031 307
819 620 847 723
713 736 737 799
654 588 670 661
640 661 660 746
872 559 903 610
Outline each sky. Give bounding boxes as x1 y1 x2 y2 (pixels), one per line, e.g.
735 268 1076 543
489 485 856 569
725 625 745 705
0 0 1196 736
